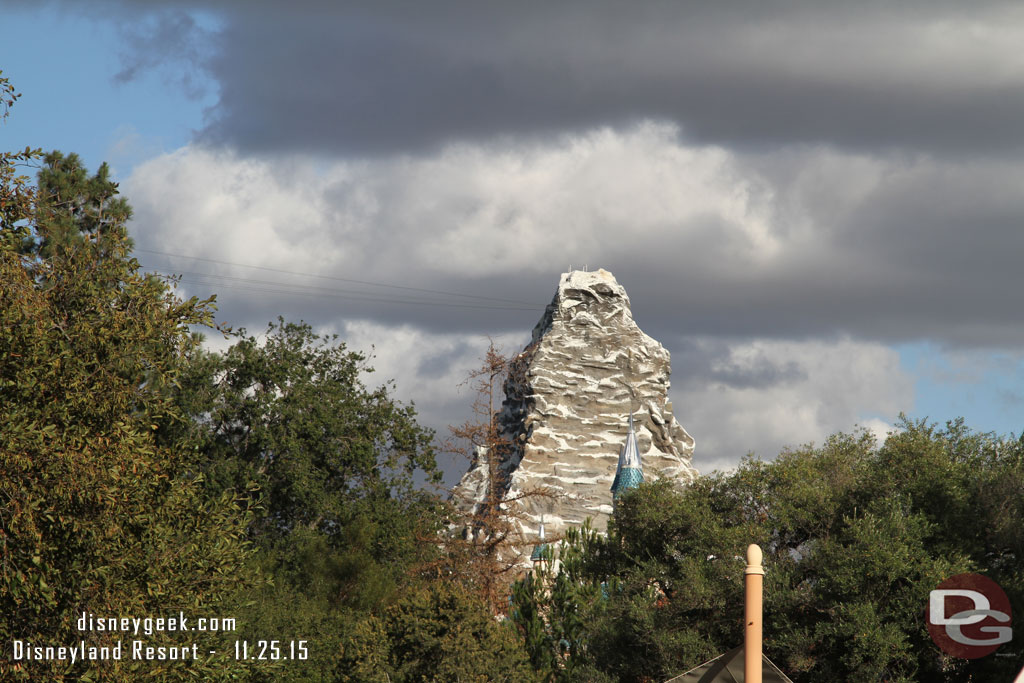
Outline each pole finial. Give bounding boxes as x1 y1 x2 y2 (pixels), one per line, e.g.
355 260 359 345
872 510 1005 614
745 544 765 575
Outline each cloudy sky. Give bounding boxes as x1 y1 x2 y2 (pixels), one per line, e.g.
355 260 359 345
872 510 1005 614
5 0 1024 477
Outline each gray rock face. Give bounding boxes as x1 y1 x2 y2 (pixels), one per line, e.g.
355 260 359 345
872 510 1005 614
454 269 697 555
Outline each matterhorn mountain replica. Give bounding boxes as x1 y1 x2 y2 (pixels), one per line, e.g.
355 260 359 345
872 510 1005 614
453 269 698 561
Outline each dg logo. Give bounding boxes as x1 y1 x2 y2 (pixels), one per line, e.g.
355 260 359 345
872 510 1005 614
928 573 1012 659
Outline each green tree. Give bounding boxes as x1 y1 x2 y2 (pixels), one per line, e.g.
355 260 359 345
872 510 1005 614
30 150 132 260
173 319 439 540
381 582 541 682
1 76 258 678
0 73 40 242
0 206 256 681
512 421 1024 682
167 320 446 680
511 522 614 683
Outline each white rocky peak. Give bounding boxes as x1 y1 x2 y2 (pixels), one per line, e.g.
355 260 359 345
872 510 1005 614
453 268 698 561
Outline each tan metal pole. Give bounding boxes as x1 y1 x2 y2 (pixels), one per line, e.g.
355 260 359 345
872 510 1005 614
744 544 764 683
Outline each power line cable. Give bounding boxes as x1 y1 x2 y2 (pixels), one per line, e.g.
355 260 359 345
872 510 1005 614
160 269 430 300
136 248 535 306
145 268 537 311
156 269 522 306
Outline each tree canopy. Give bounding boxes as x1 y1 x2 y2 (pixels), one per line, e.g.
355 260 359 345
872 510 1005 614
0 72 532 681
1 143 256 680
512 419 1024 682
173 321 450 680
172 319 439 541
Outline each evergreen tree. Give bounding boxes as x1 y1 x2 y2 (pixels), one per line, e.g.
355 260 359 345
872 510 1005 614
381 582 541 682
31 151 132 260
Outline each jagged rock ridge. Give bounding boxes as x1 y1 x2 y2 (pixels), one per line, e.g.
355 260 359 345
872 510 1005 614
454 269 698 556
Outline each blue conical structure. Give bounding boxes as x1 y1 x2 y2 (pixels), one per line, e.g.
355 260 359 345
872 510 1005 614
611 412 644 503
528 520 552 565
530 519 549 563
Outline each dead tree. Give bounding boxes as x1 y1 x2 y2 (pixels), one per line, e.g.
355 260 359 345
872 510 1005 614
442 341 558 614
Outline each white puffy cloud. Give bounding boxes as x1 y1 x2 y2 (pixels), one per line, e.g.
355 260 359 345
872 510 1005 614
324 320 527 431
126 124 1024 350
126 147 334 273
675 338 913 474
293 325 915 482
122 124 1024 478
125 123 775 286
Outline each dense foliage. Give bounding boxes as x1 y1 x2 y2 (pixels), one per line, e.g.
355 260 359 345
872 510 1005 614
0 74 39 237
338 582 542 682
172 319 439 538
172 321 450 680
0 113 256 679
512 421 1024 682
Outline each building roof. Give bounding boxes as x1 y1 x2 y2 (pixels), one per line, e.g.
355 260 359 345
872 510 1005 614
663 646 793 683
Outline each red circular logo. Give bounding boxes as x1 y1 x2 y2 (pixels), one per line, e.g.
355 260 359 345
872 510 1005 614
927 573 1012 659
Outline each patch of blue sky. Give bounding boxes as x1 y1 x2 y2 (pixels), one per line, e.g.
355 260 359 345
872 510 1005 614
897 342 1024 439
0 5 219 180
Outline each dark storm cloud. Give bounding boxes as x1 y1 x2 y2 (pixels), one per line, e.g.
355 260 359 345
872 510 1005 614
417 341 478 379
664 338 808 390
584 141 1024 351
126 120 1024 351
112 10 216 100
13 0 1024 473
98 0 1024 156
